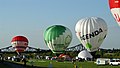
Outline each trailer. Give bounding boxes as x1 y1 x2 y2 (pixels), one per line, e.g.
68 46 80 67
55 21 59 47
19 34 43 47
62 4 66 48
95 58 110 65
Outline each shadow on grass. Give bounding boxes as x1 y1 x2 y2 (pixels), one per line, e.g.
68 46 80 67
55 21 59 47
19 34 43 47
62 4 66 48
1 60 48 68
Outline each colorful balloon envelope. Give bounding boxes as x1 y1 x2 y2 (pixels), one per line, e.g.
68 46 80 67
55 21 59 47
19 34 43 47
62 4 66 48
11 36 29 53
109 0 120 26
44 25 72 53
75 17 107 52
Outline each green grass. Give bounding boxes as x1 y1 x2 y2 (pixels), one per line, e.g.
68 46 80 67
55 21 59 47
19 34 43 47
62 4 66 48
28 60 75 68
25 59 120 68
6 59 120 68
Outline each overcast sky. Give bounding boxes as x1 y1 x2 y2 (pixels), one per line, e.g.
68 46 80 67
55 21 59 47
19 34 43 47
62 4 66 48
0 0 120 49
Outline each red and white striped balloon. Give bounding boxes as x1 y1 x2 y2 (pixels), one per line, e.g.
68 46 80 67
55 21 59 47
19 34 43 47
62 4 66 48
11 36 28 53
109 0 120 26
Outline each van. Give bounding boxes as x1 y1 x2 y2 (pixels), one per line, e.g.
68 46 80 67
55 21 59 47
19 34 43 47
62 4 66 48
109 59 120 65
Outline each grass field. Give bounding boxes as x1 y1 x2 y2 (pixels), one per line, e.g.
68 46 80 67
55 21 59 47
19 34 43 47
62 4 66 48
22 59 120 68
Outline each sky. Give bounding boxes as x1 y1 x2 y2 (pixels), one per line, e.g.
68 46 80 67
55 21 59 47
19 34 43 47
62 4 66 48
0 0 120 49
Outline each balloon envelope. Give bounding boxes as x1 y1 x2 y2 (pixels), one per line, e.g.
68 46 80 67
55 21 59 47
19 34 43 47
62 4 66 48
44 25 72 53
109 0 120 26
11 36 28 53
75 17 107 52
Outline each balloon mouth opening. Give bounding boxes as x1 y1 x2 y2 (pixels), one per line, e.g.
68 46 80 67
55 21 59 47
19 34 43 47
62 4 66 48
52 50 65 54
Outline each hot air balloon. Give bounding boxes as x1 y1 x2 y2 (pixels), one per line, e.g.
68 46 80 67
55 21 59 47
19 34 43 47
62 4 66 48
11 36 29 53
109 0 120 26
75 17 107 52
44 25 72 54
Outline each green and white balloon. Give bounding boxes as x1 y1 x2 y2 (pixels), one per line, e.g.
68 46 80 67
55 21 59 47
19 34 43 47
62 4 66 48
75 17 108 52
44 25 72 53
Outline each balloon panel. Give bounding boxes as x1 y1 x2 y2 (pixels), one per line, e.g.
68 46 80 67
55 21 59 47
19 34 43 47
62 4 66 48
75 17 107 52
109 0 120 26
11 36 28 42
109 0 120 9
44 25 72 53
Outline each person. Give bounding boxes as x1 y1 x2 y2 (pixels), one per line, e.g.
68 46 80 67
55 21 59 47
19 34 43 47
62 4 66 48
29 59 34 67
74 63 78 68
1 57 4 63
72 58 76 64
22 58 27 66
48 62 53 68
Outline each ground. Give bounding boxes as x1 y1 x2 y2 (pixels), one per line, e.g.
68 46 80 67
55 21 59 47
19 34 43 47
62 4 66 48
1 59 120 68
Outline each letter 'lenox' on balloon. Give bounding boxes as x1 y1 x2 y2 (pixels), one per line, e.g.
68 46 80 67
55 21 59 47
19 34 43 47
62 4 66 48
75 17 108 52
